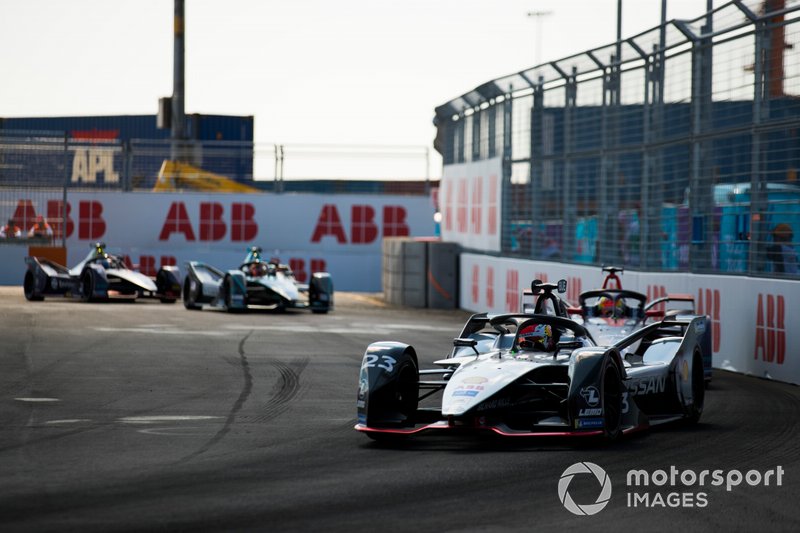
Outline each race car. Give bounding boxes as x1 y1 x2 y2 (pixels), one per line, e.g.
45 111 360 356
182 246 333 313
23 242 181 303
355 280 707 441
560 266 709 380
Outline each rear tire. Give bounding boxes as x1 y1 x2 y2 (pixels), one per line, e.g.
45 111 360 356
23 271 43 301
183 277 202 310
80 270 94 302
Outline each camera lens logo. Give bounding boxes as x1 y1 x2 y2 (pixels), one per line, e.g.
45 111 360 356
558 462 612 516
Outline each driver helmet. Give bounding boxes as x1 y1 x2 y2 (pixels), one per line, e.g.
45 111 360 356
249 262 267 277
518 323 556 351
597 296 625 318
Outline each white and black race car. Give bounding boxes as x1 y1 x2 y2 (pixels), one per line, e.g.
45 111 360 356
182 246 333 313
355 280 707 441
24 242 181 303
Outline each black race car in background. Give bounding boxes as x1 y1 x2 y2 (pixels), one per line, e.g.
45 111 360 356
182 246 333 313
356 280 707 442
24 242 181 303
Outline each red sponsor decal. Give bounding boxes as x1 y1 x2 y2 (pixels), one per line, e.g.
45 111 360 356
159 201 257 242
287 257 328 283
159 202 196 241
231 202 257 241
457 179 468 233
487 174 498 235
444 181 453 231
697 288 721 352
199 202 226 241
486 267 495 308
78 200 106 240
47 200 73 239
755 294 785 364
471 177 482 235
70 129 119 141
472 265 480 305
352 205 378 244
505 269 519 313
567 277 582 304
311 204 410 243
647 285 667 313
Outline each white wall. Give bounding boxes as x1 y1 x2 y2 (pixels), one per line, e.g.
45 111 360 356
0 190 435 291
461 253 800 385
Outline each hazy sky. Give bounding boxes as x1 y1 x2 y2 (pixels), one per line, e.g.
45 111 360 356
0 0 712 177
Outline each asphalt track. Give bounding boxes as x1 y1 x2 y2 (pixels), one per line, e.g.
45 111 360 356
1 287 799 532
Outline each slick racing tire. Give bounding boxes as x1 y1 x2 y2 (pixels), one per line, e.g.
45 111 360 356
223 275 246 313
156 270 177 304
367 358 419 443
80 269 95 302
23 271 43 301
684 350 705 425
602 358 623 441
183 277 202 310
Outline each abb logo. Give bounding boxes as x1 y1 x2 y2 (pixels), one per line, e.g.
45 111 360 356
487 175 498 235
159 202 257 242
505 269 519 313
12 199 104 239
534 272 549 283
288 258 327 283
123 255 177 277
697 288 721 352
754 294 785 365
310 205 409 244
457 180 468 233
486 266 495 308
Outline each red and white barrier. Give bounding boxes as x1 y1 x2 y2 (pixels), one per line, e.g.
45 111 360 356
461 253 800 385
0 190 435 291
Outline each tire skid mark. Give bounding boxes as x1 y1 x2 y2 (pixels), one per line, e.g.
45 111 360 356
177 331 254 463
253 357 309 423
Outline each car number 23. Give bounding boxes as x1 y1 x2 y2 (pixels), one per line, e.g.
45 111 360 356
363 354 397 373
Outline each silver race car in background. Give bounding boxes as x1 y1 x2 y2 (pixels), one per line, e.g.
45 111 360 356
24 242 181 303
182 246 333 313
356 280 707 442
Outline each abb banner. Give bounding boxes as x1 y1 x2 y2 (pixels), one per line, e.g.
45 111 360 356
460 253 800 385
0 190 434 291
439 157 502 252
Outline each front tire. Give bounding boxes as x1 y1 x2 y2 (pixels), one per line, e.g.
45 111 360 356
602 358 623 440
684 350 705 424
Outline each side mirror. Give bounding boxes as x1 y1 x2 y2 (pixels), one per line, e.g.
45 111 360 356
557 279 567 293
531 279 543 295
453 337 479 356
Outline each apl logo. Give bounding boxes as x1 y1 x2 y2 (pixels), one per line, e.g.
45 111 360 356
754 294 785 365
558 462 612 516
